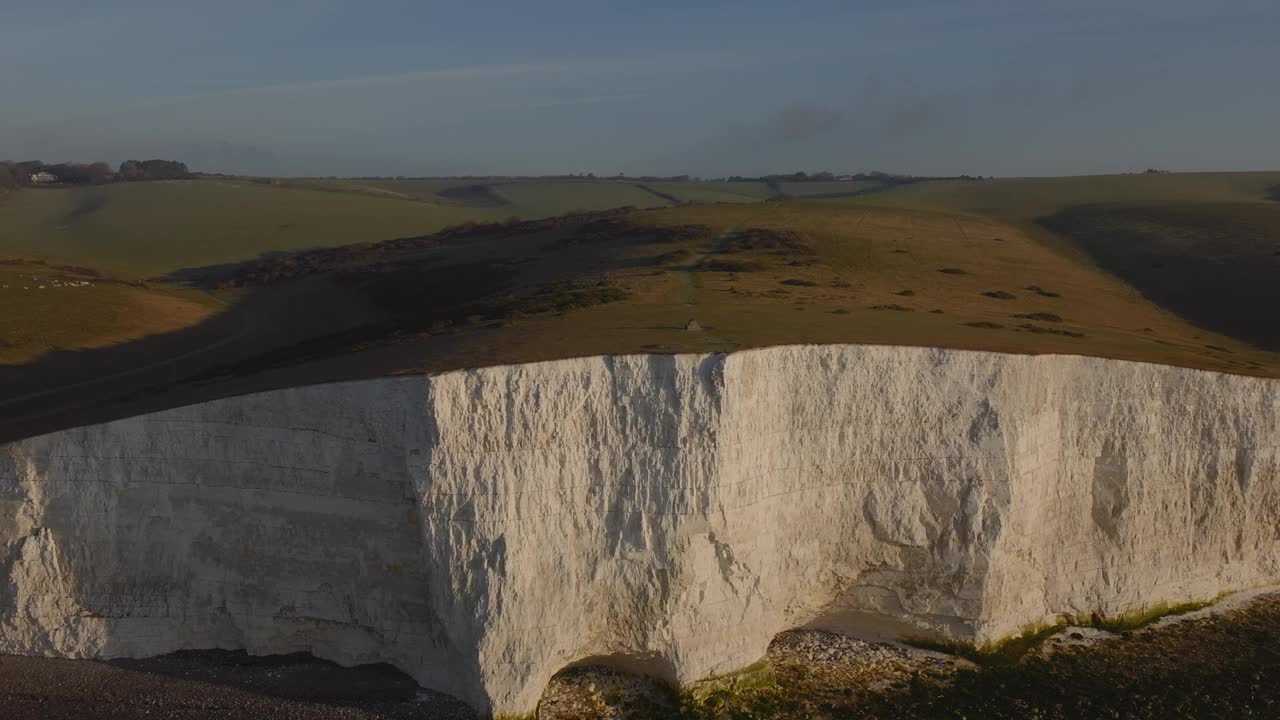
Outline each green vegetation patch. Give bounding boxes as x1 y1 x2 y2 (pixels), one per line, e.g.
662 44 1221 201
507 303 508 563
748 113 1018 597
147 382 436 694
904 596 1228 667
0 180 500 278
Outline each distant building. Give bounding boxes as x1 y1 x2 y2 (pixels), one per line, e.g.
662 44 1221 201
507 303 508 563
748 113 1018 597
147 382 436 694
29 172 57 184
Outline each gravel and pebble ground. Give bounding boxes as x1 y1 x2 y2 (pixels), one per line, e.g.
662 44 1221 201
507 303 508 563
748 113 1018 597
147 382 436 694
4 593 1278 719
0 650 476 720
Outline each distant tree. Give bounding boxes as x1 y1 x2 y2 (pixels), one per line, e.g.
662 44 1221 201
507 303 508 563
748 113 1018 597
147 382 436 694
118 159 191 181
0 162 18 190
86 161 114 184
16 160 45 178
41 162 112 185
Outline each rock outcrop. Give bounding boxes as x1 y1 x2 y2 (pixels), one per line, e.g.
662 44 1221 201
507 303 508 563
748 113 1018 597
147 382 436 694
1 345 1277 715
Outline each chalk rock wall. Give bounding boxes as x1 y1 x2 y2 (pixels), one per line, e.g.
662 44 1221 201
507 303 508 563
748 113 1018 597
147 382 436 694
1 346 1277 714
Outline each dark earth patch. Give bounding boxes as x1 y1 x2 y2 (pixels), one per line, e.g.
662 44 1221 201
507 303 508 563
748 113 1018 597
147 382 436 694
719 228 815 255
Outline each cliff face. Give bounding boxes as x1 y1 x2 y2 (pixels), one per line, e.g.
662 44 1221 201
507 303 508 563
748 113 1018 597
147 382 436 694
2 345 1277 714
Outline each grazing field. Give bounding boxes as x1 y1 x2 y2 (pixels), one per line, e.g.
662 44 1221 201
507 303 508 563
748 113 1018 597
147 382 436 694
0 260 217 364
278 177 788 208
117 198 1278 384
775 180 884 198
379 200 1273 379
855 171 1280 220
0 180 497 278
489 180 673 215
847 171 1280 351
640 181 773 204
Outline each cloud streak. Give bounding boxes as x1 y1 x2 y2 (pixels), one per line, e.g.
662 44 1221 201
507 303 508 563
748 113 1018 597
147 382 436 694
766 103 846 142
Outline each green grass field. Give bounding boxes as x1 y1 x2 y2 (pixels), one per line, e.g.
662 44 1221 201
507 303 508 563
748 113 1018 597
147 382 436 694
489 180 673 215
0 261 217 364
642 181 774 203
776 180 883 198
851 171 1280 219
0 180 498 278
403 200 1275 379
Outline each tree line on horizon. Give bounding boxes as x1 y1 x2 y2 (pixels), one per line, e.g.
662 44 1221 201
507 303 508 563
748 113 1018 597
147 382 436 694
0 159 191 190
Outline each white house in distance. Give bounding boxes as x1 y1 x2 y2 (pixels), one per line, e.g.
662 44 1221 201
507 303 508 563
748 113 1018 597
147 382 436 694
29 171 58 184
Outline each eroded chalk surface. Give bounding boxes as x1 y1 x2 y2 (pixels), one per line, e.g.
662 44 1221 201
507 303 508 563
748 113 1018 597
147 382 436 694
2 345 1277 714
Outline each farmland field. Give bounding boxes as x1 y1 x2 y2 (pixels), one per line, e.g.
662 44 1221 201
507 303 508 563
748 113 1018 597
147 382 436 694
0 180 498 278
489 180 672 215
851 171 1280 220
775 180 884 197
0 261 218 364
642 181 774 203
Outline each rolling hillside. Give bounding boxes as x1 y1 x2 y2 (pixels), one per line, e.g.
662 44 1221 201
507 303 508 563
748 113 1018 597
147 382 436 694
3 172 1279 442
846 171 1280 352
0 179 500 278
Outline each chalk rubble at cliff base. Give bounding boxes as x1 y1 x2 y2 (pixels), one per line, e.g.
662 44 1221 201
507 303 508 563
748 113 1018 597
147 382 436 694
2 345 1277 715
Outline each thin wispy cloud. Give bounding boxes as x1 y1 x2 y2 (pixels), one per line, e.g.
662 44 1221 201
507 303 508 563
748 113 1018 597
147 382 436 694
2 1 1277 176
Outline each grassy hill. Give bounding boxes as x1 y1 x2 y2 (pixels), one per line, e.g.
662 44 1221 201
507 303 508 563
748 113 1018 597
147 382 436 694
2 171 1279 441
0 179 501 278
0 260 218 365
364 201 1273 378
843 171 1280 352
489 180 672 215
854 171 1280 219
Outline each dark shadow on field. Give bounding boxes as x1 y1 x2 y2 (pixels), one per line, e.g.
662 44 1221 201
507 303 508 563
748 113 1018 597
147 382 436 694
0 278 374 444
435 183 512 207
164 248 309 287
0 255 528 443
61 185 110 224
0 212 680 443
1039 203 1280 352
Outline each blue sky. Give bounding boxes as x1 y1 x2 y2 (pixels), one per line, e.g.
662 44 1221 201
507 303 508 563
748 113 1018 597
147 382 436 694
2 1 1277 177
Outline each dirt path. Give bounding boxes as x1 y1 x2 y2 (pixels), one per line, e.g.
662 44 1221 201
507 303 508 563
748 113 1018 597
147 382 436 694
676 224 740 306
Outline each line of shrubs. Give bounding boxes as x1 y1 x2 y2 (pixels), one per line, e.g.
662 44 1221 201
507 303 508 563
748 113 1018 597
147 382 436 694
0 159 191 189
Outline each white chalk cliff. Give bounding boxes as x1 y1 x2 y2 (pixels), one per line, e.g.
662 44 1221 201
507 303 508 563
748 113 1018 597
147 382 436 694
1 345 1277 715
